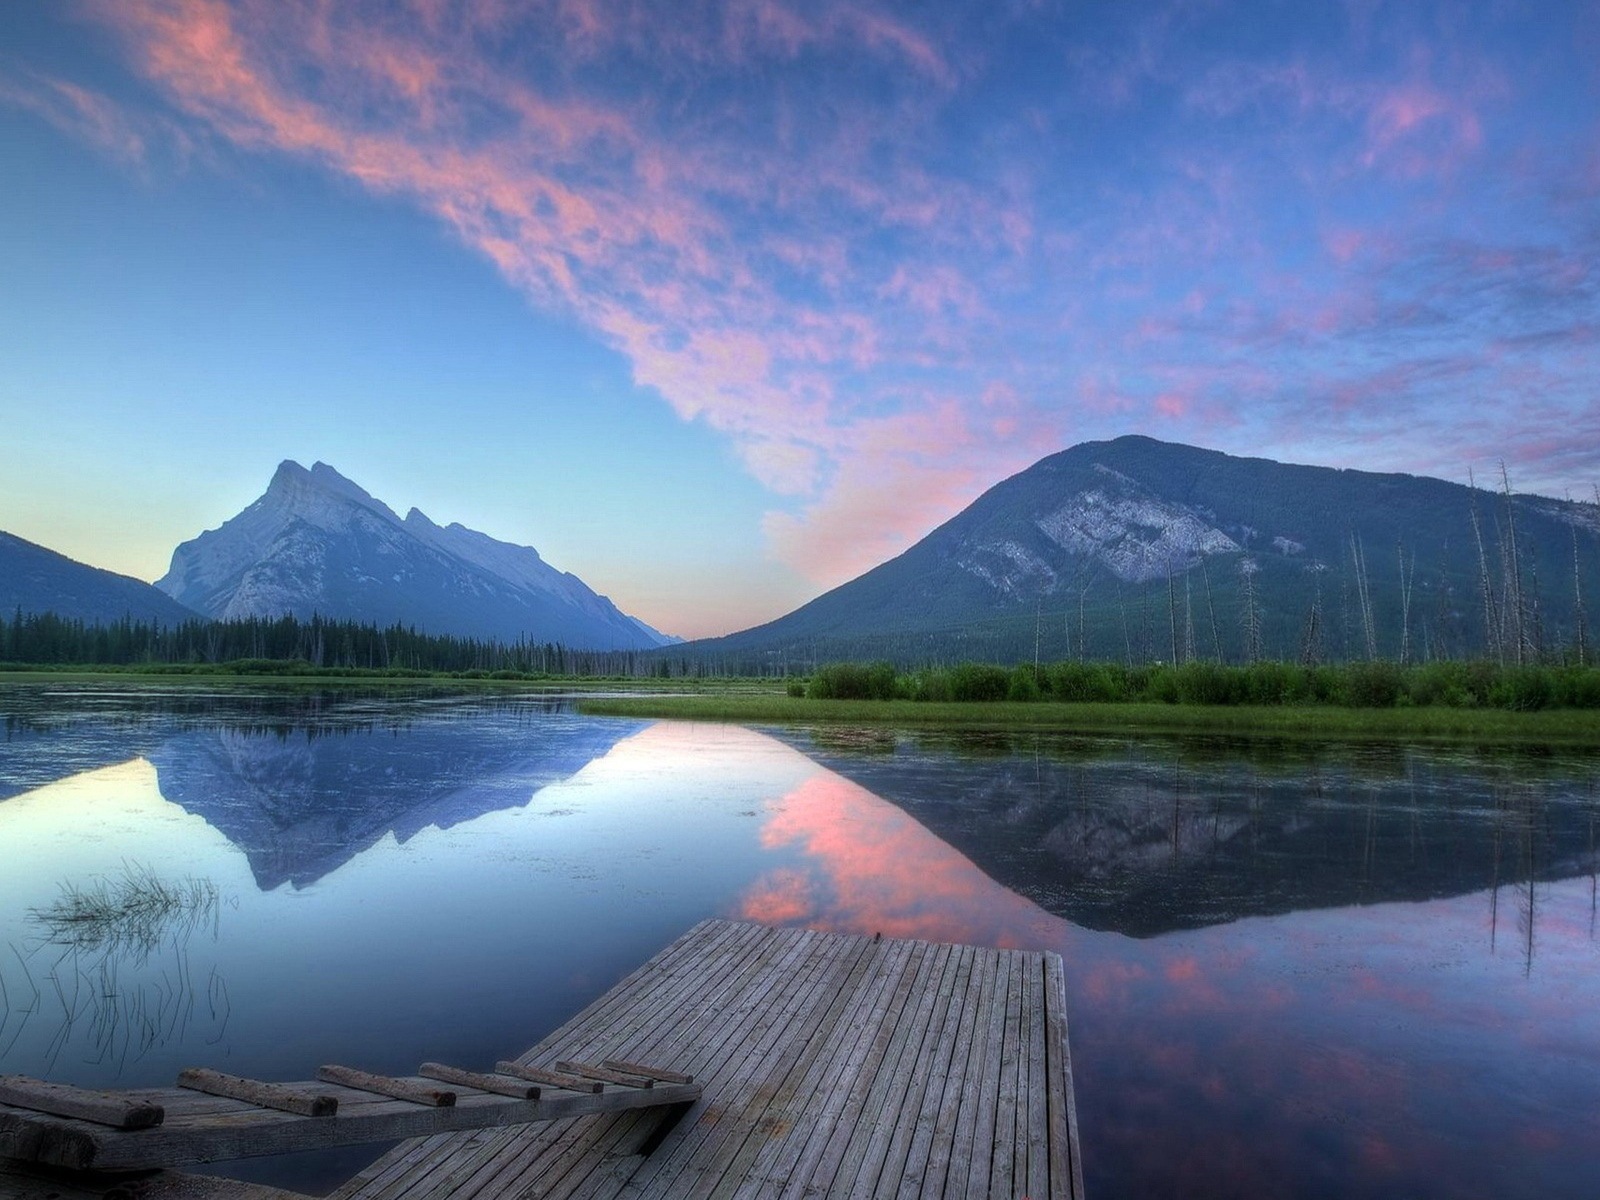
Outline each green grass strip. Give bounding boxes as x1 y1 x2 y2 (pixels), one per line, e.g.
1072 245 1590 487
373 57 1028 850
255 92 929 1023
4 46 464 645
577 694 1600 745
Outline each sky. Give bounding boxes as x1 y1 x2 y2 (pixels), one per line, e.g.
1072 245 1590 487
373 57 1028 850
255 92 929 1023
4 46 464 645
2 0 1597 639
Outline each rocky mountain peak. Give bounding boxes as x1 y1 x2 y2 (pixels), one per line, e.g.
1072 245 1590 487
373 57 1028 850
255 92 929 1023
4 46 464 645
155 462 674 649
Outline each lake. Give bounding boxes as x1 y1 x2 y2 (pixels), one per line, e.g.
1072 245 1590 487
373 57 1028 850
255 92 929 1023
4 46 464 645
2 683 1598 1198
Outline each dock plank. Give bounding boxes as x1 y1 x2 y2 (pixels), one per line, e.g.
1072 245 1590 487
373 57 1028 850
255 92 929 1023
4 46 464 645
730 937 913 1200
440 922 800 1200
332 920 1083 1200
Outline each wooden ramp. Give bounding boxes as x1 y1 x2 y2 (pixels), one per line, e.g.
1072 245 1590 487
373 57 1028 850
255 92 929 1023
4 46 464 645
334 919 1085 1200
0 1064 697 1173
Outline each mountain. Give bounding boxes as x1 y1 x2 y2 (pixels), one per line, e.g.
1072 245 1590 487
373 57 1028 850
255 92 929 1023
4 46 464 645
704 435 1600 664
1 530 200 628
155 461 676 649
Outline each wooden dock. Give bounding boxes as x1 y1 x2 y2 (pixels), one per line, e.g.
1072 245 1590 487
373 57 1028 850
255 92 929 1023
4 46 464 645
334 919 1084 1200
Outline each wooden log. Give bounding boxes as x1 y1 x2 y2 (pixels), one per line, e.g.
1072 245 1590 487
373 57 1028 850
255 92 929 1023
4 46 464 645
492 1062 602 1094
598 1060 693 1085
552 1062 654 1088
7 1080 702 1172
0 1075 164 1130
416 1064 538 1100
176 1070 336 1118
316 1066 456 1108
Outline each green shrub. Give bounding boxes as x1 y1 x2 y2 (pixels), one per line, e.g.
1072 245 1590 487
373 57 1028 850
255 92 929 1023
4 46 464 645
1047 662 1128 703
1551 667 1600 708
948 662 1011 702
1492 666 1554 712
1007 665 1041 702
1172 661 1241 706
1344 660 1404 707
908 669 952 702
807 660 898 700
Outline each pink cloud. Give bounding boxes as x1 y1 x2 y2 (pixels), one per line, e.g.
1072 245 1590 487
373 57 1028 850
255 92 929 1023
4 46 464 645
1361 81 1484 176
31 0 1595 625
62 0 1054 603
762 397 1059 586
1153 390 1191 419
0 74 157 165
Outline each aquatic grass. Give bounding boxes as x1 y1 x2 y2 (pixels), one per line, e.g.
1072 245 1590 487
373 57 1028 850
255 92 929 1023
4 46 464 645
10 865 230 1071
29 863 221 966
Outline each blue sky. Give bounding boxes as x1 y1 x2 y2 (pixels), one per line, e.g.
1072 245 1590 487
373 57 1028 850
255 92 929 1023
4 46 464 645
2 1 1597 637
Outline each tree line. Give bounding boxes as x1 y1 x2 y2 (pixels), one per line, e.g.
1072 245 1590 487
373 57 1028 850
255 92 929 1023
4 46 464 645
0 610 710 678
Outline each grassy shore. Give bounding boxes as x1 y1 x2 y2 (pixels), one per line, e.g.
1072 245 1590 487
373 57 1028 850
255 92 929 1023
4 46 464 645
576 693 1600 744
6 668 1596 744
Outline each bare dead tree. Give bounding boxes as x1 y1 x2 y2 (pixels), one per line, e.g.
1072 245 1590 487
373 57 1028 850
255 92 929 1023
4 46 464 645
1200 558 1223 662
1167 569 1179 665
1397 541 1416 666
1528 549 1546 662
1033 596 1042 677
1500 461 1527 665
1469 469 1502 662
1118 583 1133 668
1300 564 1325 666
1142 579 1152 663
1239 558 1263 664
1078 576 1089 663
1183 574 1196 664
1572 501 1589 666
1349 533 1377 659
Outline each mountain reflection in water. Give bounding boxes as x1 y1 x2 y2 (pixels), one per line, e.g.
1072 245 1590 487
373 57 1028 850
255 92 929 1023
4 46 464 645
2 688 1599 1199
777 728 1600 941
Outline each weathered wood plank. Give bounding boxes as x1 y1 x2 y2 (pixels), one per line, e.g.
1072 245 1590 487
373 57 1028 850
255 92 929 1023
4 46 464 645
1045 951 1086 1200
176 1070 337 1119
490 927 801 1200
337 922 760 1200
1025 955 1051 1200
506 1107 658 1200
322 920 1084 1200
925 934 998 1199
446 928 789 1200
551 1064 652 1089
317 1067 455 1108
988 951 1025 1199
961 943 1010 1196
695 932 881 1200
620 927 837 1198
365 921 775 1200
7 1080 699 1174
894 941 979 1199
0 1077 163 1131
494 1064 603 1094
733 936 913 1200
416 1065 538 1101
845 940 962 1198
599 1062 693 1086
793 938 933 1199
825 940 949 1197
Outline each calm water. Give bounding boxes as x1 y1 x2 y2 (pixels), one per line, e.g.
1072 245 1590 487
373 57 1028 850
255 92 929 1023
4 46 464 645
2 684 1598 1198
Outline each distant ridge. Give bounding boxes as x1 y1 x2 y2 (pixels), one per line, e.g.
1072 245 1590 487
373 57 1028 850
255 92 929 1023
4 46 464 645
697 435 1600 664
155 461 677 650
0 529 200 628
